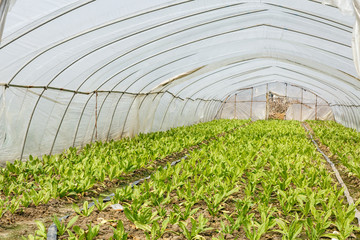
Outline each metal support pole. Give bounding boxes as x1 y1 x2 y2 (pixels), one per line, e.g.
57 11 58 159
285 83 288 120
300 89 303 121
266 83 269 120
217 95 230 119
250 87 254 120
95 91 98 140
315 95 318 120
234 94 237 119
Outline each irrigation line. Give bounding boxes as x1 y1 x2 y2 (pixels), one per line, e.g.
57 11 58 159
46 155 188 240
302 123 360 227
46 122 250 239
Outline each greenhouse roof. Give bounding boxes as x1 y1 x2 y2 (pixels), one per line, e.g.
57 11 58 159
0 0 360 161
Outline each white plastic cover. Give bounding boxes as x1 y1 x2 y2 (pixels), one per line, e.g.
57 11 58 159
0 0 360 162
219 83 334 121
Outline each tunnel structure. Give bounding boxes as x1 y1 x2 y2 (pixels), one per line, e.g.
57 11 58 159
0 0 360 162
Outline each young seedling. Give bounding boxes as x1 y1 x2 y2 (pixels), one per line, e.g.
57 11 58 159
92 196 111 211
72 201 95 217
22 221 47 240
110 220 128 240
85 223 100 239
142 218 170 240
179 214 212 240
274 214 303 240
53 215 78 236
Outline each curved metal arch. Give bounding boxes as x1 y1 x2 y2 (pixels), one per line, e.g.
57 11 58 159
70 71 135 148
158 56 351 125
222 81 332 105
267 2 352 29
100 22 357 132
205 69 358 105
172 64 358 118
157 64 270 129
217 74 339 103
79 21 353 96
210 80 344 122
172 54 360 102
88 54 194 143
20 89 45 159
0 0 96 48
7 1 352 88
4 6 351 148
6 1 249 85
214 77 353 110
12 1 359 158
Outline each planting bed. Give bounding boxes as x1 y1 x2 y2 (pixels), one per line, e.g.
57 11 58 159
0 119 248 239
1 120 360 239
306 121 360 210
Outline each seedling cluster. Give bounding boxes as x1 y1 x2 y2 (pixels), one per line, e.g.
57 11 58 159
3 120 360 239
0 119 244 219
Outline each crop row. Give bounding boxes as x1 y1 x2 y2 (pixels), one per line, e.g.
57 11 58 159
0 119 248 218
307 121 360 181
32 120 360 240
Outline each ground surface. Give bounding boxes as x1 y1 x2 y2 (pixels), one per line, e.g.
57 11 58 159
1 120 360 240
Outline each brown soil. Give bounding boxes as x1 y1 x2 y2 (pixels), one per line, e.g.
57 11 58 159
0 124 250 239
302 122 360 229
56 132 334 240
59 173 285 240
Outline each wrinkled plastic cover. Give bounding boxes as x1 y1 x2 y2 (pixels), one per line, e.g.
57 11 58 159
0 0 360 162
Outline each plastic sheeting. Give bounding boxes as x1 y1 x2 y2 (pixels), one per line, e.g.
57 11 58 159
219 82 334 121
321 0 360 75
0 0 360 162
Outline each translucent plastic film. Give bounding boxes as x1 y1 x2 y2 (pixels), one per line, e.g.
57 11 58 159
220 83 334 121
0 0 360 162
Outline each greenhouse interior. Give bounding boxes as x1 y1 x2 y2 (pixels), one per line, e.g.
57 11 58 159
1 0 360 239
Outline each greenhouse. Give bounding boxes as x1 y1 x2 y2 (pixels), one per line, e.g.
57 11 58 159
1 0 360 239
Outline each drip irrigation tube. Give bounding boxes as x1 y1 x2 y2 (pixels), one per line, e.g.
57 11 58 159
45 122 250 239
303 123 360 227
46 155 188 240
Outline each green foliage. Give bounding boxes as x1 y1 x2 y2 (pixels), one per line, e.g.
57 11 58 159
0 119 246 214
110 221 128 240
72 201 95 217
275 215 303 240
7 120 360 239
53 215 78 236
22 221 47 240
179 214 212 240
92 196 111 211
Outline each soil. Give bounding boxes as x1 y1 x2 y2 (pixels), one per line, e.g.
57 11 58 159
58 173 286 240
56 123 349 240
302 122 360 237
3 121 360 239
302 122 360 204
0 124 249 239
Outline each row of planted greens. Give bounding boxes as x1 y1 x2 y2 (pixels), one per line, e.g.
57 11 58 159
0 119 248 218
308 120 360 181
39 120 360 240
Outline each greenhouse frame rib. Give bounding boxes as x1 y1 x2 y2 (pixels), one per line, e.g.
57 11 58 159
0 0 360 162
